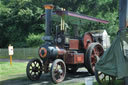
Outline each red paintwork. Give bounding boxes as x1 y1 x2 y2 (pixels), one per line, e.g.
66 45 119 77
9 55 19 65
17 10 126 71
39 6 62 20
65 53 84 64
69 39 79 50
83 33 93 49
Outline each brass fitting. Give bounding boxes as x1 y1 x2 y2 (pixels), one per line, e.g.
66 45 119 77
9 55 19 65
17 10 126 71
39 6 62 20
44 4 54 9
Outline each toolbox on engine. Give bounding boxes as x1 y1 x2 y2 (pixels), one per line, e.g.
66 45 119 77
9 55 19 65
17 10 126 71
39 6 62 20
65 53 84 64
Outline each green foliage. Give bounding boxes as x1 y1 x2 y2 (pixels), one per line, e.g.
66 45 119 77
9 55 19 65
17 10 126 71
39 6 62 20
0 0 119 47
26 33 44 47
0 0 44 48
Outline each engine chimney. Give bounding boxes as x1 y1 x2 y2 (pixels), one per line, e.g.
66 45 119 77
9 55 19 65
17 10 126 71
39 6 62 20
44 4 54 36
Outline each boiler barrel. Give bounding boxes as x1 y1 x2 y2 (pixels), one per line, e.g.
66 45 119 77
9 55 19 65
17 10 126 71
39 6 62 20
39 46 66 59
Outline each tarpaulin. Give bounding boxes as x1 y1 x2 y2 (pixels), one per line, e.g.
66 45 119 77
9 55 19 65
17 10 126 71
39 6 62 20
96 29 128 79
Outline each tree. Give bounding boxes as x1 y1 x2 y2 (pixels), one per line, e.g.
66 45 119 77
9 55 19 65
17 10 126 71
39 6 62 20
0 0 119 47
0 0 45 47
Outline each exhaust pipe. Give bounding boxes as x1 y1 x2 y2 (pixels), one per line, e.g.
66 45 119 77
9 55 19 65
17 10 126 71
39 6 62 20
44 4 54 36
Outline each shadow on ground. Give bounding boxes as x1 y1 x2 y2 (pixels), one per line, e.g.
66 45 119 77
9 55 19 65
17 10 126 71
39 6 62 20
0 72 91 85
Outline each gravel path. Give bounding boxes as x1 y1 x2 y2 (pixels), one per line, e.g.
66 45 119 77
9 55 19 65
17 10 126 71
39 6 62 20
0 58 28 62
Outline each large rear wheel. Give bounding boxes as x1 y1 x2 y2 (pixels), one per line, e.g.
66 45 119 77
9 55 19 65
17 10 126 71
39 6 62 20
86 43 104 75
26 58 43 81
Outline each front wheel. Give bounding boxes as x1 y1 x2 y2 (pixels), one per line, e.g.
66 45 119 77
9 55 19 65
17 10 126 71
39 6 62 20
50 59 66 83
26 58 43 81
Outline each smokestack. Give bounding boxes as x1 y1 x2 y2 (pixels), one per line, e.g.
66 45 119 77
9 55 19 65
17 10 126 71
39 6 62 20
119 0 128 29
44 4 54 36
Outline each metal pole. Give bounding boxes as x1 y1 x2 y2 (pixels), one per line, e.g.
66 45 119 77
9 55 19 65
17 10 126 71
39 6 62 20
119 0 128 29
119 0 128 85
10 55 12 66
119 0 128 84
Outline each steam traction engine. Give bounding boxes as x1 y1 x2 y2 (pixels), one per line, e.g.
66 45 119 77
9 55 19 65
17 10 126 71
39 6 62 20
26 5 109 83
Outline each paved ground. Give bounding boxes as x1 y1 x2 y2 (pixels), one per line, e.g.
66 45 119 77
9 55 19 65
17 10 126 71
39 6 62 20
0 59 94 85
0 69 94 85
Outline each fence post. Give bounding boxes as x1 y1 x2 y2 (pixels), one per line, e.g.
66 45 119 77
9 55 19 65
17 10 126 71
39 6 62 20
0 49 1 57
24 48 26 59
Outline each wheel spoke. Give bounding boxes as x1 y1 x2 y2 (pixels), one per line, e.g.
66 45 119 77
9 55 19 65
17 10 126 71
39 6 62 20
51 59 66 83
34 72 36 74
94 47 99 56
91 54 97 67
37 65 40 68
29 70 32 73
33 72 38 77
95 70 116 85
38 68 41 71
98 72 103 76
29 68 32 70
109 76 112 82
55 64 59 70
59 75 63 80
36 72 39 75
93 48 97 55
31 64 33 67
101 74 106 81
34 62 37 66
54 71 60 80
26 58 43 81
53 71 58 76
30 70 33 75
36 63 38 67
31 72 34 75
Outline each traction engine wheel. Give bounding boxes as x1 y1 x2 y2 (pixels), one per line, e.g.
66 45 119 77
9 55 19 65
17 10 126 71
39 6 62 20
50 59 66 83
83 32 93 49
26 58 43 80
86 43 104 75
95 69 116 85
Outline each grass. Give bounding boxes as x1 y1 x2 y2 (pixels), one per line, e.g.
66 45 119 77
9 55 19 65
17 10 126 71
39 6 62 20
0 62 124 85
0 62 27 81
93 80 123 85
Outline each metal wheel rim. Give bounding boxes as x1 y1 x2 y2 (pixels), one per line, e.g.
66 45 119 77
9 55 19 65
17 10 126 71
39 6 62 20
52 62 65 82
90 45 104 71
95 70 116 84
27 59 42 80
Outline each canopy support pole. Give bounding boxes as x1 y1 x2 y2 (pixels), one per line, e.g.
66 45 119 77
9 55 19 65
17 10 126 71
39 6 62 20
119 0 128 29
120 0 128 84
